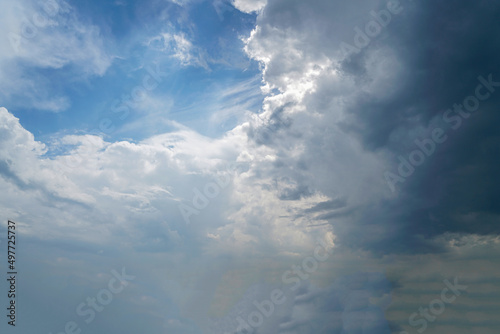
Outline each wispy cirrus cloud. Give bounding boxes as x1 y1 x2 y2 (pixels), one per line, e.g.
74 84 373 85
147 31 209 69
0 0 113 112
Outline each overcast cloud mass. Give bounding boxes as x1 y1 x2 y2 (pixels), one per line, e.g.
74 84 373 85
0 0 499 333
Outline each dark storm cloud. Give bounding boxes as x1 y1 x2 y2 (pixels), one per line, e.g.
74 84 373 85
247 0 500 253
355 0 500 247
342 0 500 150
339 0 500 251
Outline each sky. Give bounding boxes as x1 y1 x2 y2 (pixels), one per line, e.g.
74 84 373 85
0 0 499 333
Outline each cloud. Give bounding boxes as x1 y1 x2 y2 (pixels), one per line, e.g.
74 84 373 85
0 106 242 246
147 31 209 69
0 0 497 277
232 0 267 13
1 1 500 332
0 0 112 111
233 0 500 254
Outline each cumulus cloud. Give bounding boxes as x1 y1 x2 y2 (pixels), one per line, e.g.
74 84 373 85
0 106 231 244
1 105 329 256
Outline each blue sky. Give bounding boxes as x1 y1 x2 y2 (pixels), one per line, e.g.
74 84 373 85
1 0 500 333
4 0 262 142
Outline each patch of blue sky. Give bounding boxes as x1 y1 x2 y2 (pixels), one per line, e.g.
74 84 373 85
10 0 263 150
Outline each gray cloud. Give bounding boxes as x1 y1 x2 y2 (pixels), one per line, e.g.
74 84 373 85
241 0 500 253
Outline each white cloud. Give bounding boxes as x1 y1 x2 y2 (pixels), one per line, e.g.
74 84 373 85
0 0 112 111
0 106 236 242
0 100 337 258
232 0 267 13
148 31 208 69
